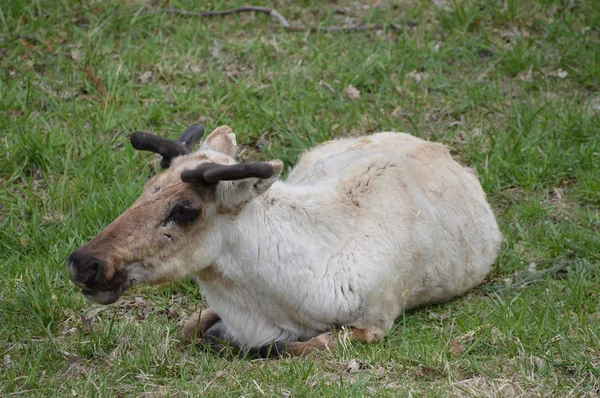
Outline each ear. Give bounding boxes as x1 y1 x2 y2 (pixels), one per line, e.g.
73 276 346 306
201 126 237 157
216 160 283 209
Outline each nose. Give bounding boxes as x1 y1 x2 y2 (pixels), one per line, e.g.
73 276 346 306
66 250 107 289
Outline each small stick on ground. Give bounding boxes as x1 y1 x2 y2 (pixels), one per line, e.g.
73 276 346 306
140 6 405 33
484 258 581 293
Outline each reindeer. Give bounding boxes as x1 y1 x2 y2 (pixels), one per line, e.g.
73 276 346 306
67 125 502 357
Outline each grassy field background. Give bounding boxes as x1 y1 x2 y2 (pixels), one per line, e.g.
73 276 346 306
1 0 599 396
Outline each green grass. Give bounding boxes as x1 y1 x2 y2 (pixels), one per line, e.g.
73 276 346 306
1 0 599 396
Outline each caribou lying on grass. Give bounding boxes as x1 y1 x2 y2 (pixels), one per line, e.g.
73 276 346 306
67 125 502 357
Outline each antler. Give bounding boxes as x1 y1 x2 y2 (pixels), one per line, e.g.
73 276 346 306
181 162 274 184
130 124 205 169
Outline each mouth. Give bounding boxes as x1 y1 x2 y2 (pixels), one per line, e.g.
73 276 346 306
76 268 133 305
80 275 132 305
76 263 150 305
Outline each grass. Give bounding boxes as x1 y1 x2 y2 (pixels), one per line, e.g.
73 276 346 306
1 0 599 396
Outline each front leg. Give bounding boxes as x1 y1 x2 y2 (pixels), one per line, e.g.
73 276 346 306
202 325 337 359
253 331 337 358
181 312 244 357
180 307 221 343
183 316 386 359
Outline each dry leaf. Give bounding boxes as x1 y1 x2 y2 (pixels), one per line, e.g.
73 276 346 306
344 85 361 100
19 237 27 249
352 1 372 9
80 306 106 332
109 345 122 361
190 65 200 73
3 354 11 368
167 307 180 319
391 106 403 117
450 339 465 354
549 69 568 79
209 39 222 59
406 70 426 84
588 96 600 113
374 364 392 378
420 365 438 380
432 0 451 11
517 66 533 82
429 311 449 321
19 38 35 48
454 369 462 380
556 69 568 78
67 355 88 376
139 71 153 83
213 370 227 379
534 356 544 370
455 130 467 143
70 49 81 62
345 359 369 373
62 327 78 335
551 334 562 343
549 187 563 204
345 359 361 373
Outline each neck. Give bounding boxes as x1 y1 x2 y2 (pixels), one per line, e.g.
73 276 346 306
216 181 344 279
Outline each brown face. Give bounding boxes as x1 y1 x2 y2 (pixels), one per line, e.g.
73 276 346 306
66 125 280 305
66 167 207 304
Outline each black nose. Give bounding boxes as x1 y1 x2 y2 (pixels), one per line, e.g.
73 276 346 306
67 250 107 289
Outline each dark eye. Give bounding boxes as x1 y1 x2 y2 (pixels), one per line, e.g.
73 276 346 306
164 201 200 226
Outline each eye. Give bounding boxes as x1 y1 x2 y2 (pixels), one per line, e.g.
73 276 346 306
164 200 200 226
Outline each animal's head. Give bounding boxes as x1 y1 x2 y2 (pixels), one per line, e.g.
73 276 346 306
66 125 283 304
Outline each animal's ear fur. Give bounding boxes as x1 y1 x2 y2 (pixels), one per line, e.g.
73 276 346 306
216 160 283 209
201 126 237 157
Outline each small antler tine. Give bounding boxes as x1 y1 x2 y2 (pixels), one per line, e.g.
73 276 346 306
130 131 188 169
177 125 205 151
160 157 173 169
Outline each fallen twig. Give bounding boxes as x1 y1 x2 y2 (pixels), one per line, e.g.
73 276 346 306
140 6 405 33
483 258 581 293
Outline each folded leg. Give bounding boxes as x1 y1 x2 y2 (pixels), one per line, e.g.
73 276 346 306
249 326 386 358
180 307 221 343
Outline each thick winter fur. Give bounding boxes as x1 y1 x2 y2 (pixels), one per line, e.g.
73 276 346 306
67 127 502 353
